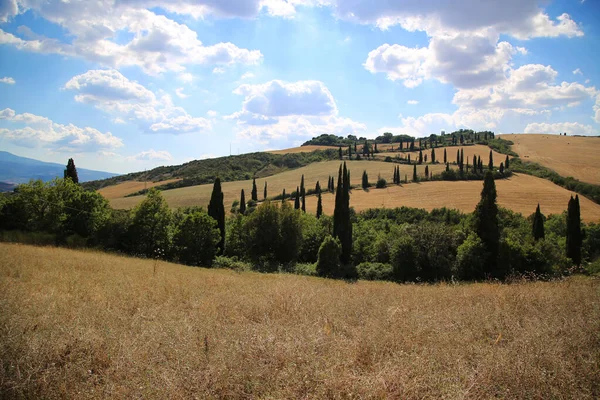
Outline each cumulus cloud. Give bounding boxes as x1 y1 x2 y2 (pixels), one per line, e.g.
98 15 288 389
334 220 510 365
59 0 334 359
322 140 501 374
594 95 600 124
240 72 256 79
524 122 597 136
0 77 15 84
0 0 18 23
233 80 338 118
127 149 173 161
0 5 262 75
64 69 211 134
0 108 123 151
407 100 419 105
175 88 190 99
573 68 583 75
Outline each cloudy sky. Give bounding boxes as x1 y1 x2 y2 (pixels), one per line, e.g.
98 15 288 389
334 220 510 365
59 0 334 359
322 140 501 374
0 0 598 173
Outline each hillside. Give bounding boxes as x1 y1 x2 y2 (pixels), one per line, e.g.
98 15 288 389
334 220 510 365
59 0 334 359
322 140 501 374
0 151 118 184
1 243 598 399
501 134 600 185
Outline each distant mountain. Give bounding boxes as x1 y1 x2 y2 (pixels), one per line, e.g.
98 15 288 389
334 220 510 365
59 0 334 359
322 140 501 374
0 182 17 192
0 151 119 188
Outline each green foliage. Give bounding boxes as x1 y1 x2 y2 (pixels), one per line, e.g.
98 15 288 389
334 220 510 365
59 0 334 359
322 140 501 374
376 177 387 188
278 202 303 263
63 158 79 184
389 233 417 282
224 214 246 259
361 170 369 189
532 204 545 241
455 233 486 280
174 210 220 267
239 189 246 215
356 262 394 281
474 172 501 277
208 178 226 254
333 162 352 266
316 235 342 278
251 178 258 201
298 212 328 263
566 195 582 265
129 189 172 258
213 256 253 272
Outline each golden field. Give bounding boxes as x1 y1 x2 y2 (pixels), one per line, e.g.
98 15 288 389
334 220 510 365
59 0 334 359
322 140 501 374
98 179 181 199
375 144 509 167
1 243 598 399
107 160 448 210
501 134 600 185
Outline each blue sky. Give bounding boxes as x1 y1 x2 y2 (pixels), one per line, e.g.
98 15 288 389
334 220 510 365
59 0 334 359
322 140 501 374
0 0 599 174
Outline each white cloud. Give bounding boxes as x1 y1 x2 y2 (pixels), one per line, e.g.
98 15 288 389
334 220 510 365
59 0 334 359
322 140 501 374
0 108 123 151
233 80 338 118
594 95 600 124
241 72 255 79
0 6 262 75
407 100 419 105
175 88 190 99
0 77 15 84
0 0 18 23
127 149 173 162
364 44 428 88
212 67 226 74
64 69 211 134
573 68 583 75
207 110 218 117
177 72 195 83
524 122 597 136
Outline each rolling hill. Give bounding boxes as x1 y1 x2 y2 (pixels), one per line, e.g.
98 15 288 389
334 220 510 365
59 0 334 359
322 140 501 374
0 151 118 185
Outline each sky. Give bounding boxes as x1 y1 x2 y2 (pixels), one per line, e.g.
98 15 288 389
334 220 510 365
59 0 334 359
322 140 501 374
0 0 599 174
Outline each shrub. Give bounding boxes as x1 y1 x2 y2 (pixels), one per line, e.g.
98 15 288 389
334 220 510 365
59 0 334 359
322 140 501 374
356 262 394 281
316 235 342 278
455 233 486 280
376 177 387 188
293 263 317 276
213 256 252 272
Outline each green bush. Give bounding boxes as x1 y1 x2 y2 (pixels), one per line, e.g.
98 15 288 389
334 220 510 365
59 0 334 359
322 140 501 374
292 262 317 276
213 256 252 272
356 262 394 281
316 235 342 278
585 258 600 276
376 177 387 188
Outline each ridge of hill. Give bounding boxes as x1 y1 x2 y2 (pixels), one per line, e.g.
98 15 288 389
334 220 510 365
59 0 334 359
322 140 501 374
0 151 118 185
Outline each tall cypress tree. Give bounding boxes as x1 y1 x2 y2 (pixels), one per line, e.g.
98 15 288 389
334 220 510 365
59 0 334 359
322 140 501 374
505 155 510 170
446 162 450 172
460 148 464 170
362 170 369 189
300 175 306 212
532 203 545 241
264 181 268 200
474 171 500 278
424 165 429 179
443 148 447 164
282 189 286 203
251 178 258 201
418 150 423 164
431 148 436 163
294 186 300 209
488 150 493 170
566 195 582 265
333 162 352 267
348 145 352 159
64 158 79 184
239 189 246 215
338 147 343 160
456 149 460 165
208 177 225 254
315 181 321 194
316 192 323 219
412 164 417 182
473 154 477 171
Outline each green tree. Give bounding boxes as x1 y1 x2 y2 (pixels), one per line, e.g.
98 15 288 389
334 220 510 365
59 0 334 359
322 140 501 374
418 150 423 164
499 162 504 174
431 148 436 163
251 178 258 201
443 148 447 164
294 186 300 209
316 192 323 219
333 162 352 265
239 189 246 215
208 178 226 254
412 164 417 182
174 211 220 267
532 203 545 241
455 233 486 280
300 175 306 212
488 150 493 170
566 195 582 265
63 158 79 184
129 189 172 258
244 200 280 267
264 181 268 200
505 155 510 169
362 170 369 189
278 201 302 263
338 147 343 159
281 188 286 203
424 165 429 179
474 171 501 277
316 235 342 278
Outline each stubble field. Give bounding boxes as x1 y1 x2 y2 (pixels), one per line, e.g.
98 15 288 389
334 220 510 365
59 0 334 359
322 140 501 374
1 243 598 399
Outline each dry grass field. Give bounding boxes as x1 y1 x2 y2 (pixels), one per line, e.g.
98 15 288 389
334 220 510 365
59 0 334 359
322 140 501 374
1 243 598 399
267 145 338 154
375 144 509 167
501 134 600 185
98 179 181 199
107 160 448 210
299 173 600 222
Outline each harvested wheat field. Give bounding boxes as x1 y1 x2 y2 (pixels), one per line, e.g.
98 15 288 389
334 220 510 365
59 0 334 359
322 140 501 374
376 144 509 167
1 243 598 399
501 134 600 185
98 179 181 199
300 173 600 222
267 145 338 154
108 160 449 210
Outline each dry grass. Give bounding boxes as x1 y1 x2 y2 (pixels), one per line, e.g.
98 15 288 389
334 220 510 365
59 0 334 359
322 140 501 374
98 179 181 199
375 144 509 167
108 160 448 210
501 134 600 185
1 243 598 399
301 173 600 222
267 145 339 154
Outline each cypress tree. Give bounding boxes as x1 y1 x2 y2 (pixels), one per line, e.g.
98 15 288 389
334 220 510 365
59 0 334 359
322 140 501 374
443 148 447 164
239 189 246 215
362 170 369 189
460 148 464 169
446 162 450 172
264 181 268 200
499 162 504 174
294 186 300 210
425 165 429 179
488 150 493 170
566 195 582 265
505 155 510 169
473 154 477 171
412 164 417 182
64 158 79 184
316 192 323 219
282 189 286 203
354 142 357 153
251 178 258 201
374 142 378 153
338 147 343 160
456 149 460 165
300 175 306 212
532 203 545 241
474 171 500 278
315 181 321 194
333 163 352 267
431 148 436 163
208 177 226 254
348 145 352 159
408 154 411 163
418 150 423 164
